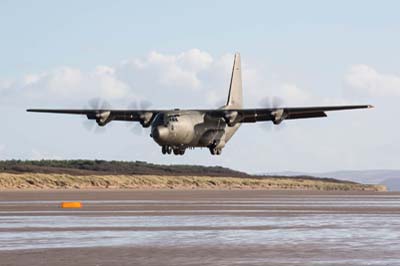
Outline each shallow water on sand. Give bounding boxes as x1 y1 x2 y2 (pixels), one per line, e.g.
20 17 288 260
0 191 399 265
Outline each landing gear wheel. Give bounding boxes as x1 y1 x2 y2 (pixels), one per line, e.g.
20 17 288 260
161 146 167 155
173 148 186 155
166 146 172 154
209 147 215 155
209 147 222 155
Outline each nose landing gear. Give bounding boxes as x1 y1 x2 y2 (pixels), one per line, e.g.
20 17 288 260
161 145 185 155
173 149 185 155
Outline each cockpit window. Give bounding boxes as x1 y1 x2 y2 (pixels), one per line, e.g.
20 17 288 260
167 116 179 122
153 113 165 125
153 113 180 127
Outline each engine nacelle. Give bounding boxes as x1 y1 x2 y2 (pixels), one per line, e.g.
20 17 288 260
139 112 153 127
87 111 112 126
271 109 287 125
223 111 239 126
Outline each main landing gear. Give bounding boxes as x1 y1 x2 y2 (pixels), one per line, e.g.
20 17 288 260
161 145 172 155
208 140 223 155
209 147 222 155
161 145 221 155
162 145 185 156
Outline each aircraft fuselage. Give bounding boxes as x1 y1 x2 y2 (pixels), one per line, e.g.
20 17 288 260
150 111 240 155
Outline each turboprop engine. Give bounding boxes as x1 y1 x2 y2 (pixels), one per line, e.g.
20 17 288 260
223 111 239 126
271 109 287 125
87 111 112 126
138 112 153 127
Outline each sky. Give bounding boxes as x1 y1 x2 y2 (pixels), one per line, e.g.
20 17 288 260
0 0 399 173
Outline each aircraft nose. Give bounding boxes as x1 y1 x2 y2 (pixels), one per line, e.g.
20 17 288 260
152 126 169 142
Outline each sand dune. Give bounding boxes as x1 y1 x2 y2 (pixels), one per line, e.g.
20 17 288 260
0 173 386 191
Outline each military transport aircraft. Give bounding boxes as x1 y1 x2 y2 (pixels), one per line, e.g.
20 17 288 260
27 53 373 155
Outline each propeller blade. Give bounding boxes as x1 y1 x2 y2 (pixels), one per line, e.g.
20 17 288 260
139 99 152 110
83 98 112 133
272 96 283 108
82 119 95 131
89 98 101 109
131 124 143 135
126 99 153 135
94 126 107 134
259 96 285 131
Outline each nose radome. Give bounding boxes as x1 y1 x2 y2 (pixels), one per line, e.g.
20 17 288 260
152 126 169 141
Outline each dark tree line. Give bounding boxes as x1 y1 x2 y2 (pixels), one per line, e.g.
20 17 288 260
0 160 354 184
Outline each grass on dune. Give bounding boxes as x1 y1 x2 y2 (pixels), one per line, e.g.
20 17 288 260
0 173 386 191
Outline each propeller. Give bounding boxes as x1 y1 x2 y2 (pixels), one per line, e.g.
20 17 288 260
82 98 112 134
259 96 286 131
260 96 284 110
126 99 153 135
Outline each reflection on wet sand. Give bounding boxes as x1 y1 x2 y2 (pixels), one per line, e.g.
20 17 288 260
0 190 399 266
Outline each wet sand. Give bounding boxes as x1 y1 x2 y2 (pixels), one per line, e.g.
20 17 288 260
1 190 400 266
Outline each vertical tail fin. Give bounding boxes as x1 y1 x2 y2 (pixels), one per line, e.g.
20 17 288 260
225 53 243 109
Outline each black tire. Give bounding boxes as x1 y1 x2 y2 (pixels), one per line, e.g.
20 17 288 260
209 147 215 155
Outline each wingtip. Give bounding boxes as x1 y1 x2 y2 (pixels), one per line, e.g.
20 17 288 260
367 105 374 109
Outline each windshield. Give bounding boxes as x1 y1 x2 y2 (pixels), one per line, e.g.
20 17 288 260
152 113 165 126
168 115 179 122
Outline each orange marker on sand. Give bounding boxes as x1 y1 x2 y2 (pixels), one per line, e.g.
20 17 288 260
61 202 82 208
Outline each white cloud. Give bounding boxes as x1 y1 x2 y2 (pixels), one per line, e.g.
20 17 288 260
118 49 214 90
0 49 326 109
94 65 115 75
280 83 313 105
176 49 213 71
0 49 237 108
0 66 133 105
345 64 400 97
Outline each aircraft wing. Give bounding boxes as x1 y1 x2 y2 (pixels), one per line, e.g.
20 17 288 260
206 104 373 125
27 104 373 127
26 109 162 127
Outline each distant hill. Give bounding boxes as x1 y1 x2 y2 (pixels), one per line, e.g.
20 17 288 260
267 170 400 191
0 160 249 178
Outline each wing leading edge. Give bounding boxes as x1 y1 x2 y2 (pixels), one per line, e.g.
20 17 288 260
26 109 162 127
27 104 372 127
241 104 373 122
205 104 373 125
